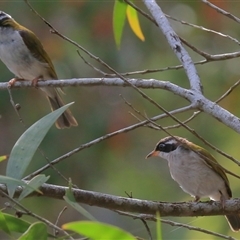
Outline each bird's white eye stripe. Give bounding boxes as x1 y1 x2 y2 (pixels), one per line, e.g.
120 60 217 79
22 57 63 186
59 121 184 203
164 139 178 145
0 11 12 21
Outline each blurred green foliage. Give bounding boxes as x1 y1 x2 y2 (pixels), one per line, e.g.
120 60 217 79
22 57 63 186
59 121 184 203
0 1 240 239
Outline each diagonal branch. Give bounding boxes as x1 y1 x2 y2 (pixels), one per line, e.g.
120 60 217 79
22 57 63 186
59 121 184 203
142 0 202 93
202 0 240 23
24 105 193 180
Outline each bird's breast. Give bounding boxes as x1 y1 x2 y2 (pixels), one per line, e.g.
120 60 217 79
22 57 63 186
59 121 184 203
167 152 227 200
0 28 48 80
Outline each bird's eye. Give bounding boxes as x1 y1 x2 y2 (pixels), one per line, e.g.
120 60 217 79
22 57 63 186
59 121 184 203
156 143 176 153
156 143 165 151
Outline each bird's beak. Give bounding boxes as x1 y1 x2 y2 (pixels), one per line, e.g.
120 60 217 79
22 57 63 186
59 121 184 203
145 150 159 159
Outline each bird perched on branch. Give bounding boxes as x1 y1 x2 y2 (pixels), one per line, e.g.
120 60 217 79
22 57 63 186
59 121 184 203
146 136 240 232
0 11 78 129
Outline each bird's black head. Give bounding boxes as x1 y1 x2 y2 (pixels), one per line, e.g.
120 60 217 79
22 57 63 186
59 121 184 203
155 136 186 153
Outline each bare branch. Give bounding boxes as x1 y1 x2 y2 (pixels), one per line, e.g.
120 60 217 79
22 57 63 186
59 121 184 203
142 0 202 93
0 189 72 238
2 77 240 134
167 14 240 46
116 211 235 240
202 0 240 24
7 87 24 124
0 78 185 90
2 183 240 218
24 105 193 180
180 37 240 61
119 1 240 77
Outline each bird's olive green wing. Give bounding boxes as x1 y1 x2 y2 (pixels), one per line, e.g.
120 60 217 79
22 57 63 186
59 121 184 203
190 142 230 185
18 26 58 79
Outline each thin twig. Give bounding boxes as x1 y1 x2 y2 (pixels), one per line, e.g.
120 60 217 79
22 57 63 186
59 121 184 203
0 189 73 239
76 50 108 75
23 105 193 180
139 218 153 240
166 14 240 46
116 211 236 240
7 86 24 125
120 94 148 124
180 37 240 61
54 206 68 237
216 80 240 103
202 0 240 24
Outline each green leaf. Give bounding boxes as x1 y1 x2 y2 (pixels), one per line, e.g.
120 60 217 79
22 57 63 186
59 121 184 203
0 212 30 234
0 211 11 235
126 4 145 41
62 221 136 240
0 175 42 198
0 212 54 239
64 184 96 221
6 102 74 197
113 0 127 48
18 222 48 240
18 175 50 201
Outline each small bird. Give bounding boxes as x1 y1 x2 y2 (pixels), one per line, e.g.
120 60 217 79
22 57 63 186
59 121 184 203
146 136 240 232
0 11 78 129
